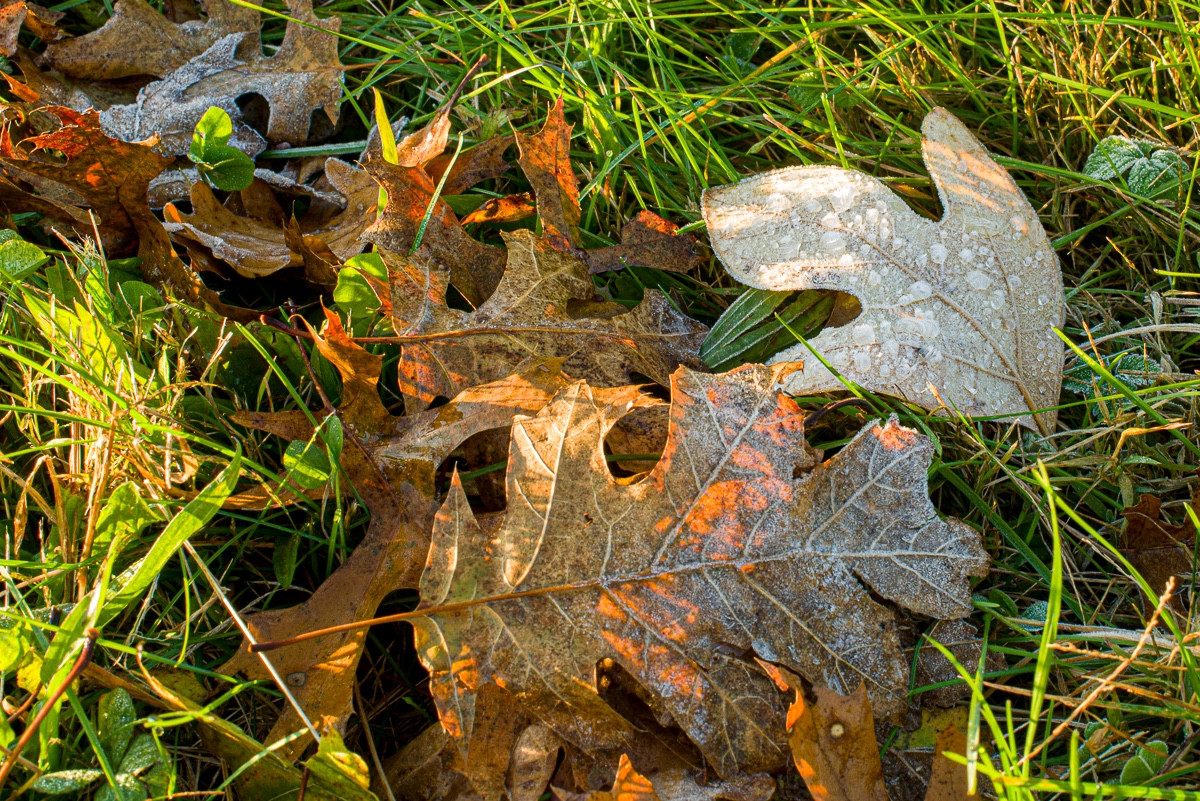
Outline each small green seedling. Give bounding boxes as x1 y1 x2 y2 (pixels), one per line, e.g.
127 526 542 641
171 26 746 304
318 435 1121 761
188 107 255 192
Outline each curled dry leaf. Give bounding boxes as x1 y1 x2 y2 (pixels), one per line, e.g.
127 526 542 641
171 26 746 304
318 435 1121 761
702 108 1064 433
0 106 169 251
412 364 987 777
1122 491 1198 615
0 0 61 56
378 684 536 801
164 181 300 277
388 229 707 407
99 0 342 155
219 311 577 754
367 99 705 306
44 0 258 80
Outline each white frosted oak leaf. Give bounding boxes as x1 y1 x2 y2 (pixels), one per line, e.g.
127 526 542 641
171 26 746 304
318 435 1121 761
702 108 1063 433
412 364 988 778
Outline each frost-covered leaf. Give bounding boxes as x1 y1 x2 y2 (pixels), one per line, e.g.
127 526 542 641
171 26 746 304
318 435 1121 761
98 688 136 764
44 0 257 80
1062 350 1162 397
99 0 342 155
702 108 1064 432
0 229 47 282
1120 740 1168 784
413 364 987 777
1085 136 1184 199
31 769 103 795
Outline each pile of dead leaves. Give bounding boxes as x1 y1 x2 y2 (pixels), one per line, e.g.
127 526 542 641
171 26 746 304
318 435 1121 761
0 3 1073 798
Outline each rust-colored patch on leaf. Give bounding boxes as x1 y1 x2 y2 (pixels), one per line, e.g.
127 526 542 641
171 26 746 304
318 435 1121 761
413 364 987 777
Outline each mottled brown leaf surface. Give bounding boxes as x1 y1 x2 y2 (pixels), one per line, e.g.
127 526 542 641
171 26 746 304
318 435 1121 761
788 683 889 801
703 108 1063 432
44 0 257 79
1122 492 1198 615
164 181 300 276
388 229 707 406
99 0 341 154
412 364 987 777
924 715 979 801
0 0 61 56
221 313 572 754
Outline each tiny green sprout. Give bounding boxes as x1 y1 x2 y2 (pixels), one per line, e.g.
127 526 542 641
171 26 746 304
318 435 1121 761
188 107 256 192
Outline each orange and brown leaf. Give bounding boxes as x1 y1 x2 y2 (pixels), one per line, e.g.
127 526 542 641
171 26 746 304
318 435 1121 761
787 683 889 801
221 315 572 753
412 364 988 777
385 230 707 408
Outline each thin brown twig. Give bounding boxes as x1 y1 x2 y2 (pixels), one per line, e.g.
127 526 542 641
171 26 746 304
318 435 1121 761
1017 578 1174 768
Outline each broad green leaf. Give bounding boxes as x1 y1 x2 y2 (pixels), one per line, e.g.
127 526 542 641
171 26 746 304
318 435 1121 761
284 439 331 490
322 414 343 461
302 729 376 800
0 625 23 672
115 280 167 326
1120 740 1168 784
119 734 161 775
41 601 87 684
93 482 160 557
94 772 143 801
332 252 387 329
100 450 242 626
273 530 301 589
191 106 234 155
98 688 137 764
201 144 255 191
0 230 48 282
0 714 13 749
1084 136 1184 199
32 769 103 795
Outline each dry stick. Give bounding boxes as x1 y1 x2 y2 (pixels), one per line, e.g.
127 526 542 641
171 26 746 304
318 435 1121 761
1016 578 1174 768
181 542 321 743
0 628 98 793
354 682 397 801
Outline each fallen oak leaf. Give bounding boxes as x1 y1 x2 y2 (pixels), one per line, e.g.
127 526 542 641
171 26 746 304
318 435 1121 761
44 0 257 80
428 133 514 195
702 108 1064 433
0 106 170 252
368 100 707 308
385 229 707 407
583 210 705 276
99 0 342 155
164 181 300 277
460 191 536 225
788 682 889 801
0 0 61 56
220 312 581 754
376 684 536 801
923 714 980 801
412 364 988 777
1121 491 1198 615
